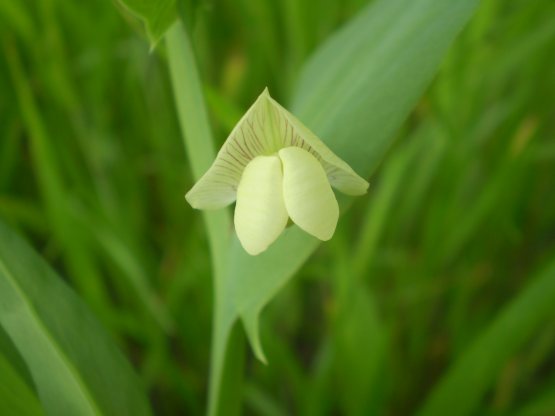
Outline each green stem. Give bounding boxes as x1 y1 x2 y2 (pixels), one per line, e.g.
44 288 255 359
166 22 230 279
166 21 243 416
207 317 245 416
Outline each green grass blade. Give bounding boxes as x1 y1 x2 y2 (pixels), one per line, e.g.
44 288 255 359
0 326 43 416
0 353 44 416
331 231 388 416
515 381 555 416
3 39 109 314
417 259 555 416
0 219 152 416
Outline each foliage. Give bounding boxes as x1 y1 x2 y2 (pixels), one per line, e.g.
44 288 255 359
1 0 554 414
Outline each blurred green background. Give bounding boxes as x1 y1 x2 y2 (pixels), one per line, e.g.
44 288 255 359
1 0 555 414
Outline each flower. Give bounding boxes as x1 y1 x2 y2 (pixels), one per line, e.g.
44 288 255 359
186 88 369 255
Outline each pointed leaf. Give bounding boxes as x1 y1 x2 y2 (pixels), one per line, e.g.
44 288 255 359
0 219 151 416
234 155 288 255
242 311 267 364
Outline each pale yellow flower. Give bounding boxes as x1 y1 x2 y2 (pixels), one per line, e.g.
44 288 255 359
186 89 368 255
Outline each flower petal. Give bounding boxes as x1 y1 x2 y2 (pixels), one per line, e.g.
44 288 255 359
185 87 368 210
185 165 239 209
185 89 278 209
234 155 289 255
267 95 369 196
279 147 339 241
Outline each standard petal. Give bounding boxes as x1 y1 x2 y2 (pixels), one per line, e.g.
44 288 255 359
267 94 369 196
279 147 339 241
186 88 281 209
185 87 368 210
234 155 289 255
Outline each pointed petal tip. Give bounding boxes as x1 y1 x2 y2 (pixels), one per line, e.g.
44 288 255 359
184 189 202 210
243 311 269 364
331 175 370 196
261 87 271 98
184 191 194 207
185 189 234 210
359 180 370 195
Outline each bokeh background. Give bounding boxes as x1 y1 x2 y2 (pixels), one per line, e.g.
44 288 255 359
1 0 555 414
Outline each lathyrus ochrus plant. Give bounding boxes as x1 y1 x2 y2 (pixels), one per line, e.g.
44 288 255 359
115 0 480 415
185 88 369 255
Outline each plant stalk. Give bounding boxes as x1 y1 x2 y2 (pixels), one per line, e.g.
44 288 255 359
166 20 244 416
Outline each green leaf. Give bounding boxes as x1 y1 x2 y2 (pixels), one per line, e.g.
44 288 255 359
0 327 43 416
226 0 479 358
0 219 152 416
117 0 177 46
417 259 555 416
0 353 44 416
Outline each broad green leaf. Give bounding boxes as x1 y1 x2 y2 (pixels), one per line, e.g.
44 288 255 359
417 259 555 416
117 0 177 45
223 0 479 359
0 219 151 416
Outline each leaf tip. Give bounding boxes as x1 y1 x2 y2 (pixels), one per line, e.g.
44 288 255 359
242 311 268 364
